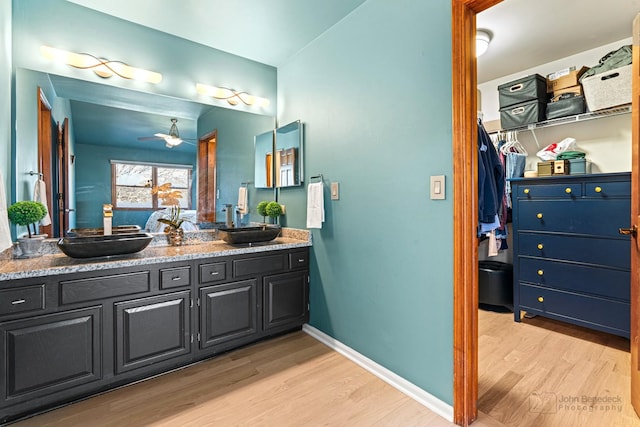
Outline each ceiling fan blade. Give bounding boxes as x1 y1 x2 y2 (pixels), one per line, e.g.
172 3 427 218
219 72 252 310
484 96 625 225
154 133 170 138
137 136 163 141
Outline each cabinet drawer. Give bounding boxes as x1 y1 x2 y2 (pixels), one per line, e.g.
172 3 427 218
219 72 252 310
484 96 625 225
199 262 227 283
233 254 285 277
519 257 629 301
289 250 309 270
160 266 191 289
585 180 631 198
517 199 629 237
516 183 582 199
518 233 630 269
519 283 629 335
60 271 150 305
0 285 45 317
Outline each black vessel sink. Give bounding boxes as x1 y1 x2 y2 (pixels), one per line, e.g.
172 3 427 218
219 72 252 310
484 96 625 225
57 233 154 258
217 225 281 244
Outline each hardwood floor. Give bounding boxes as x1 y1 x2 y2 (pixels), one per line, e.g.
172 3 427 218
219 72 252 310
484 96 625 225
12 332 471 427
12 312 637 427
478 307 640 427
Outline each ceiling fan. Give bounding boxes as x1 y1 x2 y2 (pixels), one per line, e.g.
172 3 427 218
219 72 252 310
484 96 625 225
137 118 194 148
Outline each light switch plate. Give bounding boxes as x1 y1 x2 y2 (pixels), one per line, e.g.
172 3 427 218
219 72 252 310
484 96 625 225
430 175 445 200
331 182 339 200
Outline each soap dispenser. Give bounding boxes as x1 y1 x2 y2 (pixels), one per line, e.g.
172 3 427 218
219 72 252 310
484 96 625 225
103 204 113 235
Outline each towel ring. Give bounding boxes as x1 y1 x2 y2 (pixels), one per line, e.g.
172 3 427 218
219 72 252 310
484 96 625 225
310 174 324 182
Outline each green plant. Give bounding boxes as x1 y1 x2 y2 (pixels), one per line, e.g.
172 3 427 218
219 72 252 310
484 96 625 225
157 205 184 231
256 200 269 222
265 201 283 221
7 201 47 238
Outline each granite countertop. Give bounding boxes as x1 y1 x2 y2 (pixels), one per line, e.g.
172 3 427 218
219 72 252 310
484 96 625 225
0 228 311 282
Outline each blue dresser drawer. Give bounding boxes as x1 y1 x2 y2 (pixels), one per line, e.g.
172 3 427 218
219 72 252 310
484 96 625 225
517 199 629 237
518 233 630 269
519 257 629 301
519 283 630 336
516 183 582 199
584 180 631 198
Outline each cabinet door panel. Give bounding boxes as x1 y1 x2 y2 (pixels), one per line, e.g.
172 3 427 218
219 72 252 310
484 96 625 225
200 280 257 349
0 307 102 406
115 291 191 374
263 272 308 331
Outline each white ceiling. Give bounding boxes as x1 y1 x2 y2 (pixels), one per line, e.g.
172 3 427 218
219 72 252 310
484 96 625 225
477 0 640 83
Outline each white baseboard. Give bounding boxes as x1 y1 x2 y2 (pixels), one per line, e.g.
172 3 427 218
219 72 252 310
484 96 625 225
302 324 454 422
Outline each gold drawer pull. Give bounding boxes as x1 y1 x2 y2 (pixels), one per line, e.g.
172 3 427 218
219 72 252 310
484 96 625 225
537 244 544 250
524 188 530 194
565 188 572 194
536 213 543 219
595 186 602 193
538 296 544 303
537 270 544 276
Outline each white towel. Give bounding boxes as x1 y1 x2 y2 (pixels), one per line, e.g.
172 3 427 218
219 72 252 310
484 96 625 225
33 179 52 227
306 182 325 229
0 171 13 252
237 186 248 215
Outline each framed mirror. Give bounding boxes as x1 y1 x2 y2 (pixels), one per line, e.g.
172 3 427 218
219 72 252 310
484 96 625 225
274 120 303 187
254 130 275 189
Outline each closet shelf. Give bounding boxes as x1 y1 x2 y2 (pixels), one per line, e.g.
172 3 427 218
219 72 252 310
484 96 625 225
502 103 631 133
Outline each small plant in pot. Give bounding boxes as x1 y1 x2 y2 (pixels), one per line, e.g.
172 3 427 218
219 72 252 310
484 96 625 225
151 183 186 246
7 200 47 258
256 200 269 224
265 201 283 224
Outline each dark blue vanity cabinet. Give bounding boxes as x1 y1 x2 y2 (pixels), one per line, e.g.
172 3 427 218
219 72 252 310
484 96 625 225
0 247 309 424
511 173 631 338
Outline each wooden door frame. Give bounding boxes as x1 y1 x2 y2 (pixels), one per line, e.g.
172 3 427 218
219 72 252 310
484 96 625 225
631 13 640 418
197 130 217 223
37 87 54 237
451 0 503 425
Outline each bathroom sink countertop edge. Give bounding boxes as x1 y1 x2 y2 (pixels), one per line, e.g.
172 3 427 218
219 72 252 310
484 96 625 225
0 230 311 282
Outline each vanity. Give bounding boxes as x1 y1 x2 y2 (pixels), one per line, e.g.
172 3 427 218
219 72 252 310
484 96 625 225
0 231 311 424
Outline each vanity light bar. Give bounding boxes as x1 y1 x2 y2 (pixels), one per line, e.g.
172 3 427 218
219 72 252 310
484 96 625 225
196 83 270 108
40 46 162 84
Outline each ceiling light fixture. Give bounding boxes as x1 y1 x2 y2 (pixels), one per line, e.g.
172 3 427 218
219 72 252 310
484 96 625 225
476 30 492 57
196 83 270 108
40 45 162 84
159 118 183 148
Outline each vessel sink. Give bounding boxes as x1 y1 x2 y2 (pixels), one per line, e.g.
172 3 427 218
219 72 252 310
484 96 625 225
217 225 281 244
66 225 141 237
57 233 154 258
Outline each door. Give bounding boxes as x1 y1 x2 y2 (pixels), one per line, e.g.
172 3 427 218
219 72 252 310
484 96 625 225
197 130 217 223
263 271 308 332
37 88 55 237
630 13 640 418
56 118 71 236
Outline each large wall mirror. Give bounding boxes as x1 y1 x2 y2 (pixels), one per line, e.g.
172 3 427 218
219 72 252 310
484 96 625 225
14 68 275 236
254 120 303 189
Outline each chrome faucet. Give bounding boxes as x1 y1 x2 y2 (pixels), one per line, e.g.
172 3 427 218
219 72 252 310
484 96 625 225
235 206 243 228
223 204 234 228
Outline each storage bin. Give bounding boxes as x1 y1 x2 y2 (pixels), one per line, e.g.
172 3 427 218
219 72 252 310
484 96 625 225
499 100 546 130
478 261 513 309
582 65 631 111
568 158 591 175
546 66 589 93
546 95 586 120
498 74 547 109
537 161 553 176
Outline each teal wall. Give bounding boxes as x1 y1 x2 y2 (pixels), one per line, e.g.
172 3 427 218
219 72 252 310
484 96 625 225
75 143 196 229
198 108 275 224
278 0 454 404
0 1 10 206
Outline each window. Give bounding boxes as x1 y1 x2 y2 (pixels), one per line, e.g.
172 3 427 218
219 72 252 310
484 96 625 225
111 161 192 209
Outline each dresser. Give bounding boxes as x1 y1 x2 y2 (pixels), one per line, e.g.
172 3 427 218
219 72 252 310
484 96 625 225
511 172 631 338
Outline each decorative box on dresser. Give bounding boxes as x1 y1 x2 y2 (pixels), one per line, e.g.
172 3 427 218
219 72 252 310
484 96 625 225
511 172 631 338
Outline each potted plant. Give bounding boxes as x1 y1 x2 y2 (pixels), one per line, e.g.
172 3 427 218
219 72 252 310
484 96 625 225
151 183 186 246
265 201 283 224
256 200 269 223
7 200 47 257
